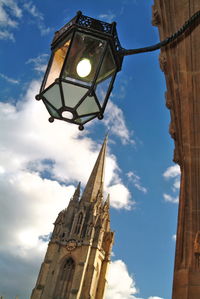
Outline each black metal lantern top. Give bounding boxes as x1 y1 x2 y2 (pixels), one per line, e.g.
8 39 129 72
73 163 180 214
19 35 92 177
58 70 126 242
36 11 123 130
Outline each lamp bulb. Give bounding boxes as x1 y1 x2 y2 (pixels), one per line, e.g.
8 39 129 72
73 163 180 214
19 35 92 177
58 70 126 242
76 58 92 78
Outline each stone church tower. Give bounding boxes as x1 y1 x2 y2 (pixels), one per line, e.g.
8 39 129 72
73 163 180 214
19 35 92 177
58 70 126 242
31 137 114 299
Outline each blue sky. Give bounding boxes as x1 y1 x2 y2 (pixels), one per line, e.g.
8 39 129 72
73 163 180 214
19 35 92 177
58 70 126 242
0 1 181 298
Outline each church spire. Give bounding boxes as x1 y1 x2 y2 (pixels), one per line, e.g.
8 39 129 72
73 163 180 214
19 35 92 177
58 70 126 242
81 135 108 202
72 181 81 201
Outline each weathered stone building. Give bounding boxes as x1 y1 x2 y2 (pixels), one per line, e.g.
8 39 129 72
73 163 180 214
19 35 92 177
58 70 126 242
31 137 114 299
153 1 200 298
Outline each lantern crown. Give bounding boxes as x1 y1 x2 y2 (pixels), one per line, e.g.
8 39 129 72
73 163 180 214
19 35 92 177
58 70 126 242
52 11 122 53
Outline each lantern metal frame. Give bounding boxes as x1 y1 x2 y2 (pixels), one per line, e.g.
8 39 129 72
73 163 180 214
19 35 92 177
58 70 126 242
36 11 123 130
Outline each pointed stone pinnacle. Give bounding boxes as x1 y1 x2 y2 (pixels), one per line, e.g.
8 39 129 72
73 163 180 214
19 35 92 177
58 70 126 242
106 194 110 206
73 182 81 200
103 194 110 210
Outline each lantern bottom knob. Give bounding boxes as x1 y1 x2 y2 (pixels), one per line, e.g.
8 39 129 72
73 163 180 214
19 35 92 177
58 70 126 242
79 124 84 131
49 117 54 123
35 95 41 101
98 113 104 120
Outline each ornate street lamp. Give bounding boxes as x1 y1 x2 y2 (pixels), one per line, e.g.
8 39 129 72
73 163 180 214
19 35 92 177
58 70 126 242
36 10 200 130
36 11 123 130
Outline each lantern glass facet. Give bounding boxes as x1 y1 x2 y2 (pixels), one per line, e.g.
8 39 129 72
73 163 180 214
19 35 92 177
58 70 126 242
45 35 72 89
36 12 123 129
62 32 106 85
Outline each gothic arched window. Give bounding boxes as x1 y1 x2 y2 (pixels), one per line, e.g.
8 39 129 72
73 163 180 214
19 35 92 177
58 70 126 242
54 257 75 298
74 212 83 235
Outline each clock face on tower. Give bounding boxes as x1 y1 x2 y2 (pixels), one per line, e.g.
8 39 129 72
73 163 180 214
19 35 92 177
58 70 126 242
66 239 77 251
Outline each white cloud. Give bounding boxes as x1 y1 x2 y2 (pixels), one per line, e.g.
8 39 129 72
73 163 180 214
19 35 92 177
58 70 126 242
5 0 22 18
0 169 75 297
0 72 20 84
103 101 134 145
0 29 14 40
0 170 75 250
23 1 43 19
126 171 147 193
106 260 164 299
163 165 180 179
0 0 22 27
105 260 140 299
23 1 51 35
0 0 22 41
163 165 180 204
163 193 179 204
26 53 49 73
172 234 176 241
98 12 116 23
107 183 133 210
0 165 5 173
172 178 180 192
112 77 131 100
0 1 51 41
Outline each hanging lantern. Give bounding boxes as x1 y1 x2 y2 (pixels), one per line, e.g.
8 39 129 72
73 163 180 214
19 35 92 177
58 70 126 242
36 11 123 130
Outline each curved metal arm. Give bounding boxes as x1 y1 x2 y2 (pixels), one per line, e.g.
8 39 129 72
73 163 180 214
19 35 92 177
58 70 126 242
120 10 200 56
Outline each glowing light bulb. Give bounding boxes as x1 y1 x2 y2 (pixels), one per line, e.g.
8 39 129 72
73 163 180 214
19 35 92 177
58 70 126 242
76 58 92 78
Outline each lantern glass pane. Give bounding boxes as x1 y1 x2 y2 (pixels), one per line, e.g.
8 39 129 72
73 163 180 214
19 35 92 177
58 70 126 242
62 32 106 85
44 36 71 89
97 45 116 83
75 115 95 124
61 82 87 108
76 96 100 116
44 101 60 118
43 84 62 109
95 75 113 106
